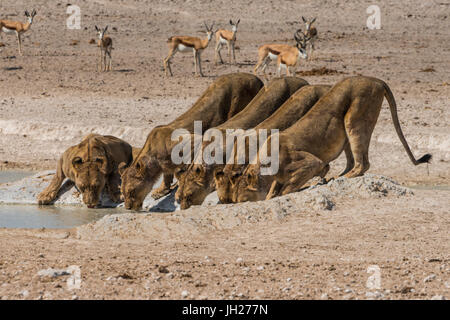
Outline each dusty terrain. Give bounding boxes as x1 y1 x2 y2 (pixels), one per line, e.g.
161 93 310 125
0 0 449 299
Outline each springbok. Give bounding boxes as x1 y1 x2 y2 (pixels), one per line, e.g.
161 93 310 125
254 30 308 77
301 16 317 60
0 9 37 56
163 22 215 77
95 25 113 72
214 19 240 65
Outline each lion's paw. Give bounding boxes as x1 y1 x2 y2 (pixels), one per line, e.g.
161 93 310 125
37 191 58 205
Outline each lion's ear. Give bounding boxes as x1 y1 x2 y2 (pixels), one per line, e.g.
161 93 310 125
118 162 128 176
72 157 83 170
135 159 147 177
95 157 108 174
214 170 224 180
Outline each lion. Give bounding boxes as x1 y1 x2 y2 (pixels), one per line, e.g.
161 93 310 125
234 76 432 202
215 84 331 204
175 77 309 209
37 134 133 208
119 73 264 211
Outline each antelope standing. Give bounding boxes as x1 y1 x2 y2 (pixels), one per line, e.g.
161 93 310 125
163 22 215 77
301 16 317 60
0 10 37 56
254 30 308 77
95 25 113 72
214 19 240 65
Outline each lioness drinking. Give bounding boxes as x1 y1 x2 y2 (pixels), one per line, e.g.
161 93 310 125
37 134 133 208
119 73 264 211
235 76 431 202
175 77 309 209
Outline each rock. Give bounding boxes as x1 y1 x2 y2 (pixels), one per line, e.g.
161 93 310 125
431 295 445 300
19 290 29 297
181 290 189 298
236 257 243 264
320 293 329 300
366 291 384 299
37 268 70 278
423 274 436 282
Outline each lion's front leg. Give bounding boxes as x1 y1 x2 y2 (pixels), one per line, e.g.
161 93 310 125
106 172 122 203
37 157 66 205
279 152 327 196
151 173 174 200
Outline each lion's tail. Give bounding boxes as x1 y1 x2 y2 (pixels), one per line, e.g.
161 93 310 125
383 82 432 165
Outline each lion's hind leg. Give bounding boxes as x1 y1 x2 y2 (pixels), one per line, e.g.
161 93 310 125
343 96 383 178
278 151 328 197
37 157 66 205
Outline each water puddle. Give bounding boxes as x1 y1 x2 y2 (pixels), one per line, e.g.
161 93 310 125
0 171 127 228
0 205 126 229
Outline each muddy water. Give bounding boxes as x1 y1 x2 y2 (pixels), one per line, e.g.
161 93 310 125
0 205 126 229
0 171 127 229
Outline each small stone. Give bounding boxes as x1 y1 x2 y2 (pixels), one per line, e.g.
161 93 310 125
166 272 174 279
320 293 329 300
423 274 436 282
287 278 292 282
431 295 445 300
19 290 29 297
257 266 264 271
181 290 189 298
236 258 243 264
366 291 384 299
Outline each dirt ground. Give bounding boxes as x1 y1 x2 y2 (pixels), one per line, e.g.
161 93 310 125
0 0 449 299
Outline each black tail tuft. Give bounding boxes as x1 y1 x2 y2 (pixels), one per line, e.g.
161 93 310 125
417 153 432 164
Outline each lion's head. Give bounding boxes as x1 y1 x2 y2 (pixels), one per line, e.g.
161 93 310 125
235 164 268 203
119 156 161 211
175 163 216 210
214 165 245 204
72 156 108 208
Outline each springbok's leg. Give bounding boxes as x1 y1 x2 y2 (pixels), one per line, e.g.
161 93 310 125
215 41 223 65
232 42 236 64
98 48 102 71
227 41 232 64
16 32 22 56
197 52 204 77
163 48 176 76
193 50 198 76
107 49 112 71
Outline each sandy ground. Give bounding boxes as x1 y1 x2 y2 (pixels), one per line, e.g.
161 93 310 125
0 0 449 299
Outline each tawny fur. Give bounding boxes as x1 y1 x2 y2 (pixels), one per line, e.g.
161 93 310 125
37 134 133 208
234 76 432 203
175 77 309 209
216 84 331 204
119 73 264 211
